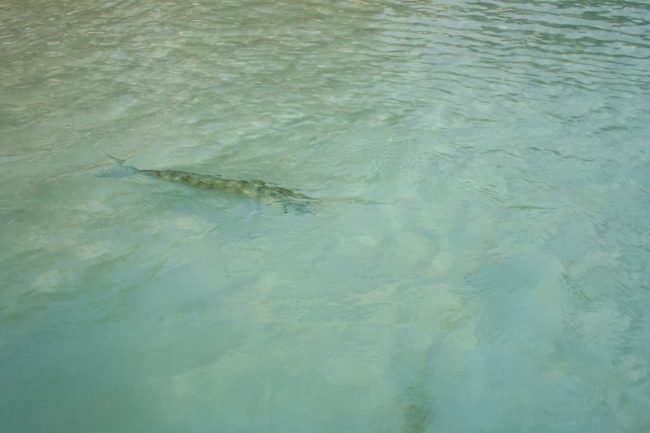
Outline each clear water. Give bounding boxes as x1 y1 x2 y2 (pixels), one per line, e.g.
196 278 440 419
1 0 649 431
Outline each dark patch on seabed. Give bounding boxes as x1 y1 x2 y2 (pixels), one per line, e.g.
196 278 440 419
401 380 430 433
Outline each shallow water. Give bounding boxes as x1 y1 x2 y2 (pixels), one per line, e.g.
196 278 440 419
1 0 650 431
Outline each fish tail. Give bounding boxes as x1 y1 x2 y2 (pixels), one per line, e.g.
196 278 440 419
97 152 139 178
105 152 126 166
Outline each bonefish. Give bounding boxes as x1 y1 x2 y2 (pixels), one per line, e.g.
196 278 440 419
104 154 317 213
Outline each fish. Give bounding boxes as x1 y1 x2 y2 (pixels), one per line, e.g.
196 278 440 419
103 153 317 213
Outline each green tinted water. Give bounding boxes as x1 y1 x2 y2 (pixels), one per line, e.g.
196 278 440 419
1 0 649 432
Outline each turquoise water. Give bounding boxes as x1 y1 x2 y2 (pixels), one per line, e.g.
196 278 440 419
2 0 650 431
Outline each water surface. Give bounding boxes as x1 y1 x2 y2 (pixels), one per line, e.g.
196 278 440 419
1 0 650 432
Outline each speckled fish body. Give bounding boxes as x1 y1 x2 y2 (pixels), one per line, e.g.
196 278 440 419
140 168 316 212
103 155 316 213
